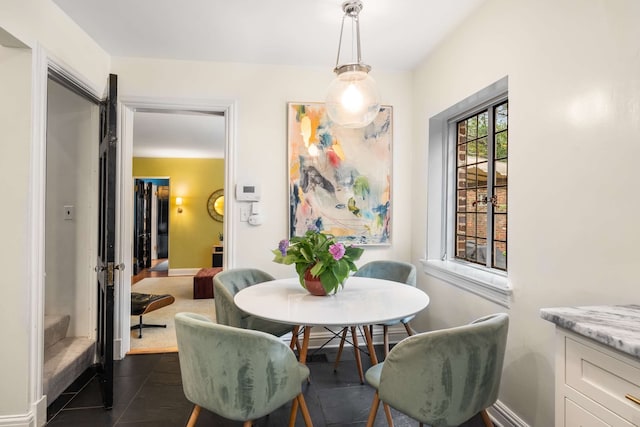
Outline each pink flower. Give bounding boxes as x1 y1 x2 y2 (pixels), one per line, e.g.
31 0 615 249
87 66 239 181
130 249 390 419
329 243 346 260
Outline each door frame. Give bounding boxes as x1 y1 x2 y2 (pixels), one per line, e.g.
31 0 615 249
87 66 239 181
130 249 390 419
29 47 105 422
117 97 235 358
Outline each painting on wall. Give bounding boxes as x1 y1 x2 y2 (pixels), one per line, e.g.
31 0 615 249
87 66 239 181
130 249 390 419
287 102 392 245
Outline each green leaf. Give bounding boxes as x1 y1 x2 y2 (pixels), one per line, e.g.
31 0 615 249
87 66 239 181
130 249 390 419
320 270 339 294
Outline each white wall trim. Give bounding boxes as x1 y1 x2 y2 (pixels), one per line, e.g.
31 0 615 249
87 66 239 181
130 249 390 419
421 259 512 307
169 268 201 277
119 96 236 358
28 43 47 427
0 413 36 427
488 400 531 427
26 45 103 425
424 76 512 308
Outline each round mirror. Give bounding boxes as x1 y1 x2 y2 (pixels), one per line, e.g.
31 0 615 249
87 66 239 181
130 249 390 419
207 189 224 222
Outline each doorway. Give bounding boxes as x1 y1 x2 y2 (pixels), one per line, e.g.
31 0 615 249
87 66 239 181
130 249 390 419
119 103 233 356
132 177 170 276
44 74 102 406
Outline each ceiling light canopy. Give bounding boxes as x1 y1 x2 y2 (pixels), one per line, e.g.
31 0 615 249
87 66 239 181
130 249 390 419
325 0 380 129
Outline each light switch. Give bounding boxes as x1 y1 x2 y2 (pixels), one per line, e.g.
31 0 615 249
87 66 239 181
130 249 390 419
240 205 250 222
63 205 74 220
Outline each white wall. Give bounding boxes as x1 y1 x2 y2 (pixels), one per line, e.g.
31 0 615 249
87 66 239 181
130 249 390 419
0 43 33 418
411 0 640 425
45 79 98 338
0 0 110 95
0 1 109 422
112 58 414 276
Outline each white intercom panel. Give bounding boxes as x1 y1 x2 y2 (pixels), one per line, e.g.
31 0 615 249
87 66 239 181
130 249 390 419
235 182 261 201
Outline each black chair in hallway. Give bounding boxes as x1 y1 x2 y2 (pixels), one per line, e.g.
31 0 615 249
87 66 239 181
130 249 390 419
130 292 175 338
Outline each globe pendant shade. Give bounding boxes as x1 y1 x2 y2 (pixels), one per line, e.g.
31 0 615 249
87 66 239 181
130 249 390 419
325 69 380 128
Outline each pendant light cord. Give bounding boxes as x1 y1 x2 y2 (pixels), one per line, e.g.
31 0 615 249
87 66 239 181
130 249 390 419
334 3 363 71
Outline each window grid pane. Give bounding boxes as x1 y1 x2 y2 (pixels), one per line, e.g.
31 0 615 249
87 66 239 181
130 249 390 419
492 101 508 270
454 100 508 270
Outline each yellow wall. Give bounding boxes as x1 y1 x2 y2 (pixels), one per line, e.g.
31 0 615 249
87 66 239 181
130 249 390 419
133 158 224 269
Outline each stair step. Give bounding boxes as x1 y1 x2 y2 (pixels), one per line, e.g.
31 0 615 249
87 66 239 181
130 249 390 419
44 314 70 350
43 336 95 405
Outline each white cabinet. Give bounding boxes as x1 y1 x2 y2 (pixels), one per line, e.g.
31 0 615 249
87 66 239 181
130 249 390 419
565 398 611 427
555 330 640 426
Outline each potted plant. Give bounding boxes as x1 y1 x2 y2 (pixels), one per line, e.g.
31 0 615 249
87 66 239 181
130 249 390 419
272 230 364 295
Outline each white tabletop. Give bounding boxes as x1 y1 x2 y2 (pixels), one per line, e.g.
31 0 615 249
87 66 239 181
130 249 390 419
234 276 430 327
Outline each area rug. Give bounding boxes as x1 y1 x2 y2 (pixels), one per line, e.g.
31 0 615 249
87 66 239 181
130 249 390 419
130 276 216 352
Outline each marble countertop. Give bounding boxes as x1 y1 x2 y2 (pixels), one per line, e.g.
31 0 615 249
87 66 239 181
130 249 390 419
540 304 640 359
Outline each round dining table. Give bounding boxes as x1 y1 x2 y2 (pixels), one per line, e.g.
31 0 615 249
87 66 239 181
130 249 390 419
234 276 430 365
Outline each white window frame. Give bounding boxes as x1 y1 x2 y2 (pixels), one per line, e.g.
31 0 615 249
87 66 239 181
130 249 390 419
421 76 512 307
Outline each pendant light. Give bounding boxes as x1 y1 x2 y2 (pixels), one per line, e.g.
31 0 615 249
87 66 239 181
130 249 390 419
325 0 380 128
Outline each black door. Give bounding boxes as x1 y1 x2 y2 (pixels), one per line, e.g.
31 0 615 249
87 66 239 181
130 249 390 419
96 73 118 409
133 180 153 272
143 182 152 268
133 180 144 274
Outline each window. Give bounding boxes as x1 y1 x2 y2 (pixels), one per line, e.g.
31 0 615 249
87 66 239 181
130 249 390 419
423 77 512 307
455 101 508 271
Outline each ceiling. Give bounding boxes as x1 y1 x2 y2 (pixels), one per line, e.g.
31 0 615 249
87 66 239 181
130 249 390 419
132 110 225 158
52 0 486 158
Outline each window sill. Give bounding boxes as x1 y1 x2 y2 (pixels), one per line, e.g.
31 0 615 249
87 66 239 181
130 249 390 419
420 259 512 308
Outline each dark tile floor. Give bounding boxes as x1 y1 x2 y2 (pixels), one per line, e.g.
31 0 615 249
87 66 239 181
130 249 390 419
46 346 488 426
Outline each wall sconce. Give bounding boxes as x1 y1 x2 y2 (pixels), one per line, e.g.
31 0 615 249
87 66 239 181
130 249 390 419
176 197 183 213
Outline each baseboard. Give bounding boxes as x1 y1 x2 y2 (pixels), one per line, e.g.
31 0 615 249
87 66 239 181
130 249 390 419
168 268 199 276
488 400 530 427
114 338 123 360
33 395 47 427
0 412 36 427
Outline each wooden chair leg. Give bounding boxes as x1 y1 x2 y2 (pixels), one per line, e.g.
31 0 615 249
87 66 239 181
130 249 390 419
363 326 379 365
290 325 299 350
481 409 494 427
383 402 394 427
289 397 299 427
383 325 390 358
350 326 364 384
333 327 348 371
403 321 415 336
366 391 381 427
186 404 201 427
297 394 314 427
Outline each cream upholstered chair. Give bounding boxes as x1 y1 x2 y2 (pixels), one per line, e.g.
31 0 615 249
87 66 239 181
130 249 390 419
333 260 417 383
364 313 509 427
214 268 299 348
175 312 312 427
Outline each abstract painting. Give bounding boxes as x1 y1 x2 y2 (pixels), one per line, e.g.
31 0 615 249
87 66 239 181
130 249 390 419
287 102 392 245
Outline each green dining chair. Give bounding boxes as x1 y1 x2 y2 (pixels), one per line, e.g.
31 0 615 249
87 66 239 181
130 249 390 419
364 313 509 427
175 312 313 427
333 260 417 382
214 268 299 348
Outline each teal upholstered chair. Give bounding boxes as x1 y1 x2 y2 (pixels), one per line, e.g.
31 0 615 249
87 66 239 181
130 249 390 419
334 260 417 382
364 313 509 427
175 312 312 427
214 268 298 344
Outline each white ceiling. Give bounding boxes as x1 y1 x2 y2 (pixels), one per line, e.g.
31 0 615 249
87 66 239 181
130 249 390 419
132 110 226 158
52 0 486 158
